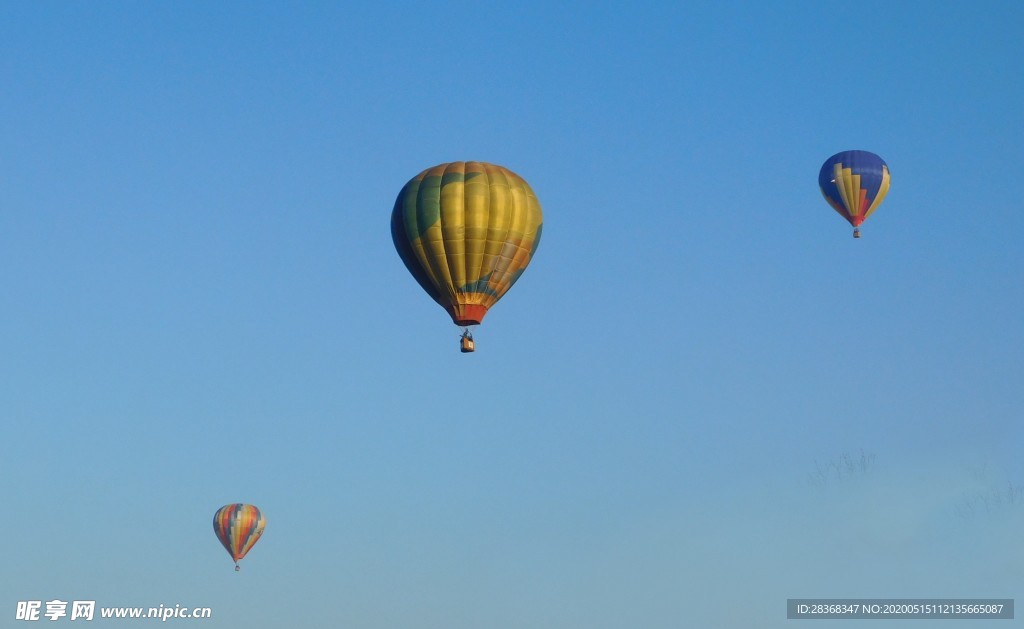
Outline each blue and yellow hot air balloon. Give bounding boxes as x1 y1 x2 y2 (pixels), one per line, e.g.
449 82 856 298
391 162 543 352
818 150 890 238
213 504 265 571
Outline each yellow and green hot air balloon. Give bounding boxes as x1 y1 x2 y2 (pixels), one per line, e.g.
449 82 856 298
391 161 543 352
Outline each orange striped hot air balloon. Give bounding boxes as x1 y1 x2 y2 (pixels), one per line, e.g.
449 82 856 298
212 504 265 571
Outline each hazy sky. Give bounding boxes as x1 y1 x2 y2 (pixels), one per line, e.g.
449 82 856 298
2 2 1022 627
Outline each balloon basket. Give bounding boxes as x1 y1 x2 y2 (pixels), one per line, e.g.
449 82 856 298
460 329 475 353
853 228 861 239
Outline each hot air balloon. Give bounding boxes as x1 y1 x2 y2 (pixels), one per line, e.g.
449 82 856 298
391 161 543 352
818 150 890 238
213 504 265 571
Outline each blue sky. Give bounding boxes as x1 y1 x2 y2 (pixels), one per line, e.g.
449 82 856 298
2 1 1022 627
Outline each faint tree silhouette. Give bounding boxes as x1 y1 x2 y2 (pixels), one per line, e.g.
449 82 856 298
954 479 1023 519
806 450 876 489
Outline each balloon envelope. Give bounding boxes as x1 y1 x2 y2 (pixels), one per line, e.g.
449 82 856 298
212 504 265 566
818 150 890 228
391 161 543 326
